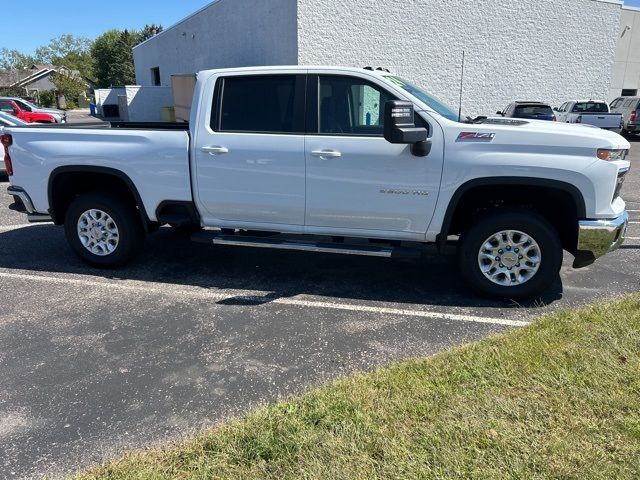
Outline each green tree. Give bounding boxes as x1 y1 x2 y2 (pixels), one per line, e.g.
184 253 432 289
137 24 163 43
91 29 139 87
51 72 86 109
0 48 36 69
91 25 162 88
35 34 94 79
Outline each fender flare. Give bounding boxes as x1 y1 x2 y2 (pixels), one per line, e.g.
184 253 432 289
436 177 587 250
48 165 153 230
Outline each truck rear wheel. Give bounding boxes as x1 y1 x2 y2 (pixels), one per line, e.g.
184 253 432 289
64 193 144 267
458 209 562 299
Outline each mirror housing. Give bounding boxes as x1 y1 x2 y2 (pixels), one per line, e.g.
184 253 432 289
384 101 428 144
496 111 503 116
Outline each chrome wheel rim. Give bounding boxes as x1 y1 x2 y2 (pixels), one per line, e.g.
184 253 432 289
77 209 120 257
477 230 541 287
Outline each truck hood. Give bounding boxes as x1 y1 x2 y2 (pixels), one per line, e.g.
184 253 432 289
468 116 630 150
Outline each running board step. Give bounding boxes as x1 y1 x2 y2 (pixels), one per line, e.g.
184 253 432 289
191 231 422 259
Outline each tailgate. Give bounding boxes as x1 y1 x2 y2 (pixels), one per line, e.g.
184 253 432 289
579 113 622 129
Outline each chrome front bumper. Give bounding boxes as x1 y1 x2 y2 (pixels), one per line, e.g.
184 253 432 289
573 211 628 268
6 186 52 223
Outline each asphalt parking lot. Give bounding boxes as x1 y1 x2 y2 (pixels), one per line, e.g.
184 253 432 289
0 127 638 479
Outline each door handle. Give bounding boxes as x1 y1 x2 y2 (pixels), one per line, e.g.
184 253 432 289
202 146 229 155
311 149 342 159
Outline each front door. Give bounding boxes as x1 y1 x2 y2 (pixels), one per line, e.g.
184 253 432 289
304 73 443 238
193 73 307 228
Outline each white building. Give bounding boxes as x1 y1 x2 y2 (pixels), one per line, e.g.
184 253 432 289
611 4 640 100
133 0 623 117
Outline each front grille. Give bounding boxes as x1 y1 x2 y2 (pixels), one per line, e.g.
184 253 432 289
614 168 629 201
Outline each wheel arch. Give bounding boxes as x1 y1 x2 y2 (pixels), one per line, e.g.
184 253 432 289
48 165 154 231
437 177 587 252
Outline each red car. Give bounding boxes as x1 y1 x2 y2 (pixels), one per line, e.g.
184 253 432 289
0 99 55 123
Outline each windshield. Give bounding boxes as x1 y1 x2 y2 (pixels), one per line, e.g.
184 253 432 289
386 76 459 122
572 102 608 113
514 105 553 117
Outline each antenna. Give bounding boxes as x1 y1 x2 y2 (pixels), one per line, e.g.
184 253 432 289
458 50 465 123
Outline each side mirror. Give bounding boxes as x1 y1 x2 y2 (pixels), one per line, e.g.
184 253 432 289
384 101 428 144
496 111 503 116
384 101 430 156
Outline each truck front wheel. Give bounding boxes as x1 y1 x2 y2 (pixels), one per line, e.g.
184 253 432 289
458 209 562 299
64 193 144 267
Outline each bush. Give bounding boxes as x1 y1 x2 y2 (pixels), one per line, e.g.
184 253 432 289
39 90 56 108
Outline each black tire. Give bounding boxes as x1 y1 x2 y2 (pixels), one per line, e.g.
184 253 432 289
458 209 562 299
64 192 144 268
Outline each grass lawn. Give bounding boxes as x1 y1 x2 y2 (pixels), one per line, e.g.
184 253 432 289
76 294 640 480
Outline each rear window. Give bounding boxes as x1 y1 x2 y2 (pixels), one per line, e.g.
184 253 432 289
571 102 608 113
217 75 301 134
514 105 553 116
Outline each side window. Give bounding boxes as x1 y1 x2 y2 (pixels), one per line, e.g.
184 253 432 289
623 99 634 107
318 75 395 135
610 98 622 109
214 75 304 134
16 100 31 112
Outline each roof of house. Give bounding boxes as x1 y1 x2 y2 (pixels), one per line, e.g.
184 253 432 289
0 64 59 88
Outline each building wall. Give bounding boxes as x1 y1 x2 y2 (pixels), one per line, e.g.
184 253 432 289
24 74 56 93
124 86 173 122
94 86 172 121
298 0 621 117
133 0 298 86
610 7 640 101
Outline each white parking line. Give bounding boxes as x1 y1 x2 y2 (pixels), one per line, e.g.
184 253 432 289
0 270 529 328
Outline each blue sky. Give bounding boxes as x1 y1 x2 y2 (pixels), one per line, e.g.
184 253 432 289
0 0 212 55
1 0 639 55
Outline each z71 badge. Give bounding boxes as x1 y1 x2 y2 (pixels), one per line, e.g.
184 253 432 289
456 132 496 142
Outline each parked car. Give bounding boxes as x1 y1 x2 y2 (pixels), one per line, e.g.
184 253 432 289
554 100 623 132
0 97 66 123
497 102 556 121
0 112 27 175
2 66 630 299
610 96 640 136
0 99 55 124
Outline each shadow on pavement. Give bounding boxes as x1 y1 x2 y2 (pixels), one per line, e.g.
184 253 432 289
0 224 564 310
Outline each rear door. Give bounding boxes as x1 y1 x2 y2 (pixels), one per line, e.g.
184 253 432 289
192 72 307 228
303 72 443 238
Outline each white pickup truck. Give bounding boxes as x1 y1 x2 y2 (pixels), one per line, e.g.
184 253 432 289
554 100 623 132
3 66 631 299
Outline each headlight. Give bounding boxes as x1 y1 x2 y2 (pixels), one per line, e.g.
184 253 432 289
597 149 628 161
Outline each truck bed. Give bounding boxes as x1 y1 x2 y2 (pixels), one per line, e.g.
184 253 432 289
4 122 193 221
